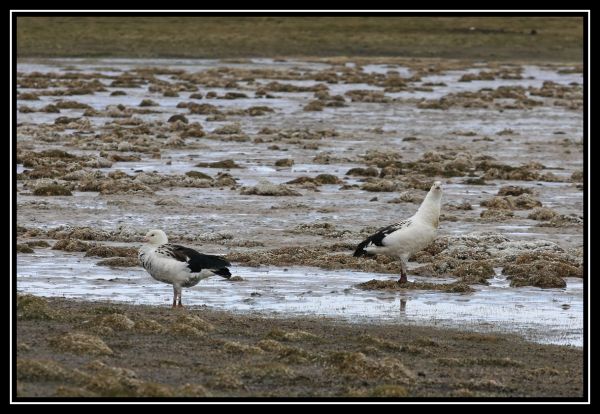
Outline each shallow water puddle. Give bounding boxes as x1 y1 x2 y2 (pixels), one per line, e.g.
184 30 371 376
17 249 582 347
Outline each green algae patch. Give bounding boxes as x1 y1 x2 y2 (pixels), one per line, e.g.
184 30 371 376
356 279 474 293
33 185 72 196
49 333 113 355
17 294 54 320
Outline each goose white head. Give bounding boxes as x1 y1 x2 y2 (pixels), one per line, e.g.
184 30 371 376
426 180 443 202
415 181 443 227
143 229 168 245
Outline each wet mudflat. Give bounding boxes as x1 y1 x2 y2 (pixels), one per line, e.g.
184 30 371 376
15 57 584 397
17 249 583 347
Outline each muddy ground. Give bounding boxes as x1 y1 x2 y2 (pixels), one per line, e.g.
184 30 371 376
15 57 585 398
15 295 584 398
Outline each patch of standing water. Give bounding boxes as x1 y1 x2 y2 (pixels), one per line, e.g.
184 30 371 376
17 57 331 75
17 249 582 347
387 65 583 100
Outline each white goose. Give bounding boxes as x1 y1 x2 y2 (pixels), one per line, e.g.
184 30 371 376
138 229 231 307
354 181 443 283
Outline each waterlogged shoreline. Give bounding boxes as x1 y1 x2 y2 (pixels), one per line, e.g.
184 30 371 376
17 249 583 347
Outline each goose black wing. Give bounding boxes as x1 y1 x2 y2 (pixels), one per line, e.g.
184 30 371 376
353 219 412 257
158 244 231 272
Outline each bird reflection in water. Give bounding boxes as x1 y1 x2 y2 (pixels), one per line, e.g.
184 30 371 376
400 298 407 314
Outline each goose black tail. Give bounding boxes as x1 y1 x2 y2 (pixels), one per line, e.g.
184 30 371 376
212 267 232 279
353 239 374 257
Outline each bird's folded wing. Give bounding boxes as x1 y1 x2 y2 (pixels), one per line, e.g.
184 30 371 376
370 219 412 245
164 244 231 272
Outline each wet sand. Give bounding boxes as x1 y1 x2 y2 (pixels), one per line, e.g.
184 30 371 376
16 295 584 398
